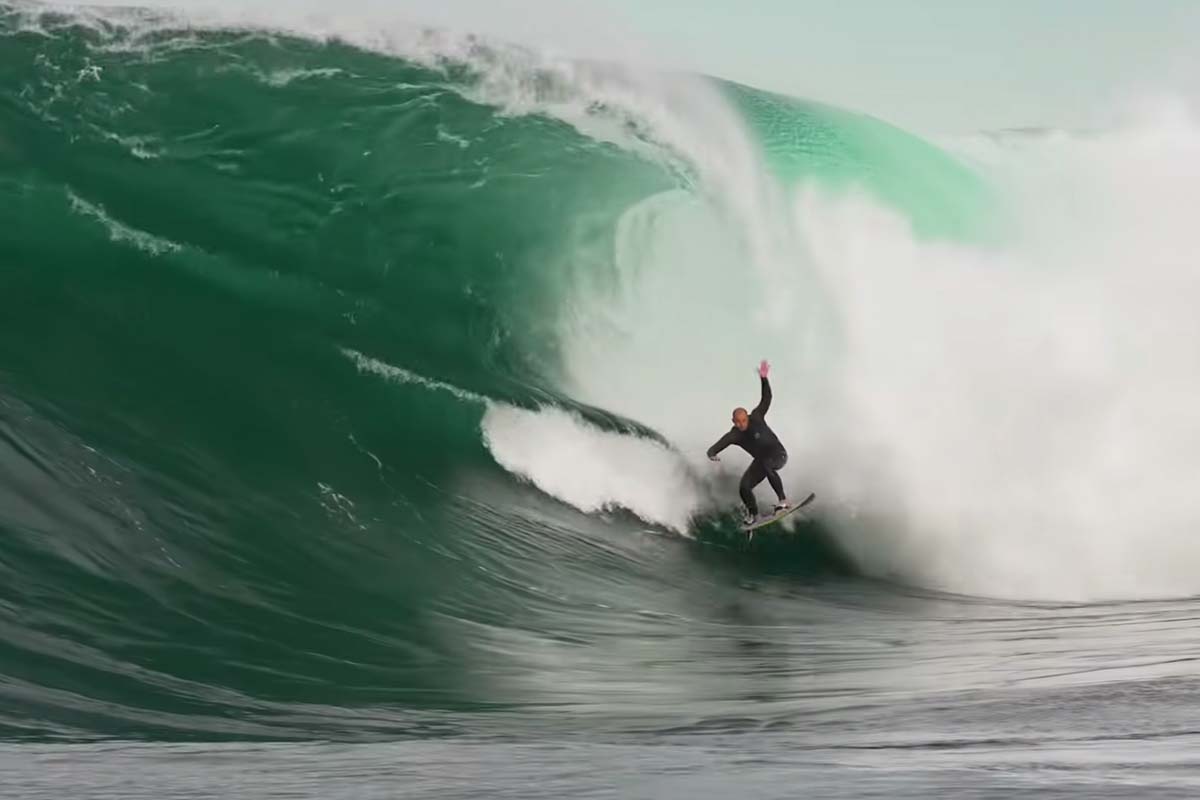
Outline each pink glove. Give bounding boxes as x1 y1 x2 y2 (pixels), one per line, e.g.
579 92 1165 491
758 359 770 378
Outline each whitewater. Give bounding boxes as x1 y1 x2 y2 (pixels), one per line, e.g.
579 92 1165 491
4 3 1200 798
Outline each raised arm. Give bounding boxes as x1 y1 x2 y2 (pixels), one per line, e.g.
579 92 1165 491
751 359 772 417
707 429 736 460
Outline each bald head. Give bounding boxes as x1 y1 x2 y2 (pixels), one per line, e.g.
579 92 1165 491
732 407 749 431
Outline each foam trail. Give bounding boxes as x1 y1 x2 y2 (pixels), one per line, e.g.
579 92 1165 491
341 349 487 405
67 188 182 256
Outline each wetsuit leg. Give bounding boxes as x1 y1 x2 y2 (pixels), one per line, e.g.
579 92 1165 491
763 452 788 502
739 460 767 516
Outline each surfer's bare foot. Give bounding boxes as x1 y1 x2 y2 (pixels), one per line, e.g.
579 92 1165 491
774 502 790 513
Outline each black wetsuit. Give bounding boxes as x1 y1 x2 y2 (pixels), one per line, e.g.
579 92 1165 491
706 377 787 516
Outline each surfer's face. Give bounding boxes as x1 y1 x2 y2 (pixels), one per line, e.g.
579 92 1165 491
732 408 749 431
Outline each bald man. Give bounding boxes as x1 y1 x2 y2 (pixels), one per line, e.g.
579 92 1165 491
706 360 789 524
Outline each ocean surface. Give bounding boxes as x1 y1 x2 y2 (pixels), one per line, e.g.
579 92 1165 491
4 3 1200 797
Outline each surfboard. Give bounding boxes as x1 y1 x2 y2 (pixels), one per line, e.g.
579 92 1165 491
742 491 816 536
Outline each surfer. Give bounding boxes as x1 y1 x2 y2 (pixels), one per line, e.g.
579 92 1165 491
706 360 789 525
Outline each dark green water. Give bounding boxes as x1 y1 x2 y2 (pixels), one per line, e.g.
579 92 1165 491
3 4 1200 797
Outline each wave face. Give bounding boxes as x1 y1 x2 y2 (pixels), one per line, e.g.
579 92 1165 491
4 3 1200 758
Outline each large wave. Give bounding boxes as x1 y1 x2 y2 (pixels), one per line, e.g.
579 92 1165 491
5 0 1200 637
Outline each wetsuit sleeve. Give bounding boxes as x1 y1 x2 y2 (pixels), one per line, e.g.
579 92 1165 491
707 429 736 458
751 376 771 417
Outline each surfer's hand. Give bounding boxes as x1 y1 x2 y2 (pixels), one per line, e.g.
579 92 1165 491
758 359 770 378
708 455 720 462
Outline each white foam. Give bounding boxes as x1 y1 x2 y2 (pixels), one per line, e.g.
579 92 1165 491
802 111 1200 601
340 349 709 529
480 404 703 533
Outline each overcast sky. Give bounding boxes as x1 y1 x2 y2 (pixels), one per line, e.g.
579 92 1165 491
77 0 1200 133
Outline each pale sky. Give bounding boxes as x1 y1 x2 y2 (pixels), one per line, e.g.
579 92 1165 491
76 0 1200 133
391 0 1200 133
